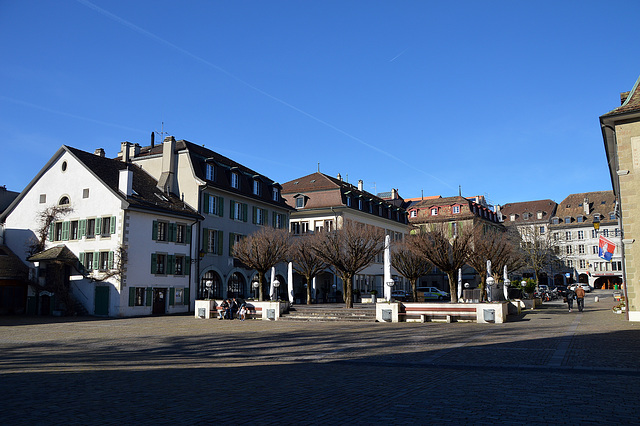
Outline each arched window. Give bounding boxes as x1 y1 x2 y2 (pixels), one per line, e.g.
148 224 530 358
59 196 70 205
200 270 222 299
227 272 246 298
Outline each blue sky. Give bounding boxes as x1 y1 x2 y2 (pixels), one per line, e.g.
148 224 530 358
1 0 639 207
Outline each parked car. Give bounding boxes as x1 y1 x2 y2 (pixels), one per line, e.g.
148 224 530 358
391 290 409 301
417 287 450 301
555 285 568 297
570 284 592 293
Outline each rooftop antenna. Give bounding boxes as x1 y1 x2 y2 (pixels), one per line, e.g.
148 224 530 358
372 182 377 194
154 121 168 145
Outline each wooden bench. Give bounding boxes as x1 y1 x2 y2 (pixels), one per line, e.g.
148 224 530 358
399 306 477 323
212 305 262 320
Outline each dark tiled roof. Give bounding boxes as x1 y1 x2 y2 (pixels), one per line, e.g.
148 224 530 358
500 199 557 225
0 187 19 214
28 244 78 263
602 75 640 117
135 139 291 210
0 245 29 280
552 191 616 227
67 146 201 219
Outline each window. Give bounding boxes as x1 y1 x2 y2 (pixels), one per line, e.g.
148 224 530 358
410 210 417 218
39 194 46 204
579 259 586 269
253 207 266 225
175 255 184 275
346 197 352 207
206 164 215 181
566 245 573 255
274 213 284 229
99 252 112 271
577 216 584 223
603 229 609 237
153 253 166 275
59 196 70 206
577 231 584 240
204 194 223 216
70 221 79 240
567 260 573 268
610 213 616 220
564 217 571 224
324 220 334 232
615 228 621 237
156 221 167 241
83 252 94 271
231 172 239 189
592 245 598 254
135 288 146 306
553 232 559 241
296 197 304 208
55 222 64 241
358 198 363 210
591 229 597 238
537 211 543 219
552 217 559 225
253 180 262 196
86 219 96 238
83 188 89 199
431 208 438 216
452 205 460 214
510 214 516 222
539 226 546 234
291 222 301 235
565 231 572 241
523 212 530 220
301 222 309 234
578 244 585 254
272 187 280 202
101 217 112 237
176 224 186 243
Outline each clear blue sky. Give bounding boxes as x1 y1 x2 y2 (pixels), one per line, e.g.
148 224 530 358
2 0 639 207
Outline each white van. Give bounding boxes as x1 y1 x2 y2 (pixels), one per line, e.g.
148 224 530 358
416 287 450 301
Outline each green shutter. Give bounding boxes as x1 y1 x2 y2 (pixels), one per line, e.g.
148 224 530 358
186 226 191 245
110 216 116 234
217 197 224 217
108 251 114 269
203 193 210 214
79 219 86 237
79 252 85 269
169 223 176 242
242 203 248 222
49 222 55 241
252 206 257 224
229 232 235 256
217 230 224 255
62 221 70 241
95 218 102 235
152 220 158 240
202 228 209 253
151 253 157 274
185 256 191 275
183 288 190 306
167 255 175 275
145 288 153 306
129 287 136 306
230 200 236 219
169 287 175 306
93 252 99 270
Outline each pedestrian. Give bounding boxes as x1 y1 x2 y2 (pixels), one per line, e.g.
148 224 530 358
565 287 575 312
218 299 229 320
575 285 586 312
239 304 247 321
226 298 237 320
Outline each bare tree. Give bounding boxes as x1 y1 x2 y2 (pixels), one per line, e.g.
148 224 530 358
517 225 559 287
467 225 523 301
311 221 384 308
391 238 433 302
28 205 73 255
290 233 328 304
232 227 290 301
409 223 473 303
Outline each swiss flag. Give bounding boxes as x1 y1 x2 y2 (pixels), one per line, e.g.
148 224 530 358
598 235 616 261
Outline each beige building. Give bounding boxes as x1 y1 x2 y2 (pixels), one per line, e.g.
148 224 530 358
601 74 640 321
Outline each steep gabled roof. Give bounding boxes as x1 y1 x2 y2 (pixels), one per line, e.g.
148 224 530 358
552 191 616 227
0 245 29 280
601 75 640 117
27 244 78 264
500 199 557 225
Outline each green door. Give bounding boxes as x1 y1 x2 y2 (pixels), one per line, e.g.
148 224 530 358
95 286 109 316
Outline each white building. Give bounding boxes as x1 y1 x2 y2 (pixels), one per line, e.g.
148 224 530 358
125 136 292 300
0 145 201 317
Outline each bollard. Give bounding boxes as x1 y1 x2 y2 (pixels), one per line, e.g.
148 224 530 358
594 296 599 303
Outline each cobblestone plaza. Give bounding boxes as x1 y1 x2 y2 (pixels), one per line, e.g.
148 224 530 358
1 290 639 424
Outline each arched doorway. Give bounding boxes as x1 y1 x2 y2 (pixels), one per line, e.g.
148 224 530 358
578 273 589 284
200 270 222 299
227 272 246 299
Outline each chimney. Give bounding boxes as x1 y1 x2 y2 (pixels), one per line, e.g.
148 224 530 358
130 143 141 158
157 136 177 194
120 141 130 163
358 180 363 191
337 173 342 181
151 131 155 148
391 188 398 200
584 197 590 215
94 148 105 157
495 205 503 222
119 167 133 196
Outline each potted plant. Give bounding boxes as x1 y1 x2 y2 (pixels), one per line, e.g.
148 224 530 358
370 289 378 303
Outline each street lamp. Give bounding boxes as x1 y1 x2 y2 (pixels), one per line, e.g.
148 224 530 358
593 215 600 233
273 278 280 300
252 276 260 299
486 276 495 302
386 277 396 301
503 277 511 301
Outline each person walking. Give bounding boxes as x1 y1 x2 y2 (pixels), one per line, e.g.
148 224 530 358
575 285 586 312
565 287 576 312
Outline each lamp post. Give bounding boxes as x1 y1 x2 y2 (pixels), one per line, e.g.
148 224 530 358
486 276 495 302
252 276 259 300
273 278 280 301
386 277 396 301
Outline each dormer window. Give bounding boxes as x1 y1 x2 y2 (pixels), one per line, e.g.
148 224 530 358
510 214 516 222
358 198 363 210
295 196 305 208
452 205 460 214
253 179 262 196
346 196 352 207
272 187 280 202
206 164 215 181
231 172 239 189
552 217 559 225
431 207 438 216
609 212 616 220
537 211 543 220
564 216 571 224
410 210 417 218
577 216 584 223
523 213 530 220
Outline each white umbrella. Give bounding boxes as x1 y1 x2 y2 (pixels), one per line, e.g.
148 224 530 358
503 265 510 301
269 267 276 300
288 262 294 303
457 268 463 300
383 234 391 301
312 276 317 303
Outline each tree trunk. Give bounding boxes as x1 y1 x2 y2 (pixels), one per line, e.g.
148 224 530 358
478 272 488 302
306 275 312 305
410 278 418 302
447 271 458 303
258 271 266 301
344 275 353 308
